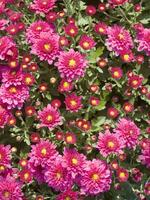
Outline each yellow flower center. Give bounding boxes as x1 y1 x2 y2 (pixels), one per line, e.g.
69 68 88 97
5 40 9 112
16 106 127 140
107 141 115 148
132 80 138 86
41 148 47 156
46 114 53 122
36 26 42 31
99 28 104 32
118 33 124 40
3 191 10 198
123 54 129 61
70 100 77 106
114 71 119 77
25 77 32 84
68 59 76 68
44 43 51 52
63 82 69 88
0 165 5 171
66 135 73 142
65 197 71 200
24 172 29 180
72 158 78 165
83 42 89 48
119 172 126 178
70 29 75 34
92 173 100 181
56 172 62 179
9 86 17 94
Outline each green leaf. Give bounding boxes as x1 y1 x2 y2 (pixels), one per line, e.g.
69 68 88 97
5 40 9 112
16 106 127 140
88 47 104 63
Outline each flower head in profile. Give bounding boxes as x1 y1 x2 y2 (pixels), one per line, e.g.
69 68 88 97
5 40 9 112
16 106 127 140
0 106 10 128
97 130 125 157
139 139 150 168
114 118 141 148
38 104 63 130
55 49 88 81
31 31 60 65
80 159 112 195
30 0 57 14
64 93 82 112
106 25 133 56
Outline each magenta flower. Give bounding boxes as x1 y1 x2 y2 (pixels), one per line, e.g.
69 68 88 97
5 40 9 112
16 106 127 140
79 34 96 50
139 142 150 168
80 159 112 195
109 67 123 79
31 31 60 65
44 155 73 191
38 104 63 130
106 25 133 56
114 118 141 149
58 79 74 93
94 22 107 35
55 49 88 81
0 36 17 60
62 148 86 179
0 144 11 168
136 27 150 56
97 130 125 157
128 74 143 89
65 93 82 112
30 0 57 14
0 84 29 110
0 106 10 128
56 190 79 200
0 176 23 200
26 20 54 43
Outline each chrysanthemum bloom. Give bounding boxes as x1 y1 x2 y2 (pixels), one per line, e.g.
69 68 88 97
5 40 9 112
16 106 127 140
26 20 54 43
85 5 96 16
114 118 141 148
116 168 129 182
120 50 134 63
94 22 107 35
144 182 150 196
28 140 58 183
107 107 119 119
22 73 35 86
64 93 82 112
79 35 95 50
19 168 33 183
2 69 23 87
97 130 125 157
56 190 78 200
0 144 11 168
55 49 88 81
108 0 128 6
123 102 134 113
30 0 57 14
38 104 63 130
80 159 112 195
128 74 143 89
58 79 73 93
64 23 78 37
89 96 100 106
0 106 10 128
64 132 77 144
62 148 86 179
106 25 133 56
44 155 73 191
139 143 150 168
31 31 60 65
0 84 29 110
0 176 23 200
0 36 17 60
136 27 150 56
109 67 123 79
0 19 8 30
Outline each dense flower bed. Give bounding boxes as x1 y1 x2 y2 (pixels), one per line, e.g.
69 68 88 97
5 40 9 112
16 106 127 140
0 0 150 199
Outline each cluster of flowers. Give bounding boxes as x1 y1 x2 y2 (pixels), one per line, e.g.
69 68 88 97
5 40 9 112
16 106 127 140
0 0 150 199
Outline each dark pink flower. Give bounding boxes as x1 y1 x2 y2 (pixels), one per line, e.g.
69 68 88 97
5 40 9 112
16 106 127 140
79 34 95 50
65 93 82 112
94 22 107 35
56 190 78 200
139 139 150 168
55 49 88 81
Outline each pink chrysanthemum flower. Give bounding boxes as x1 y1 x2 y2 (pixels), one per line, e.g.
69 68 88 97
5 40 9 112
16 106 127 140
44 155 73 191
0 176 23 200
55 49 88 81
79 34 96 50
0 36 17 60
139 141 150 168
97 130 125 157
0 144 11 167
62 148 86 179
80 159 112 195
31 31 60 65
19 168 33 183
136 27 150 56
109 67 123 79
106 25 133 56
128 74 143 89
64 93 82 112
58 79 73 93
0 19 8 30
114 118 141 149
2 69 23 87
26 20 54 43
0 106 10 128
28 140 58 183
0 84 29 110
94 22 107 35
56 190 79 200
38 104 63 130
64 23 78 37
30 0 57 14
